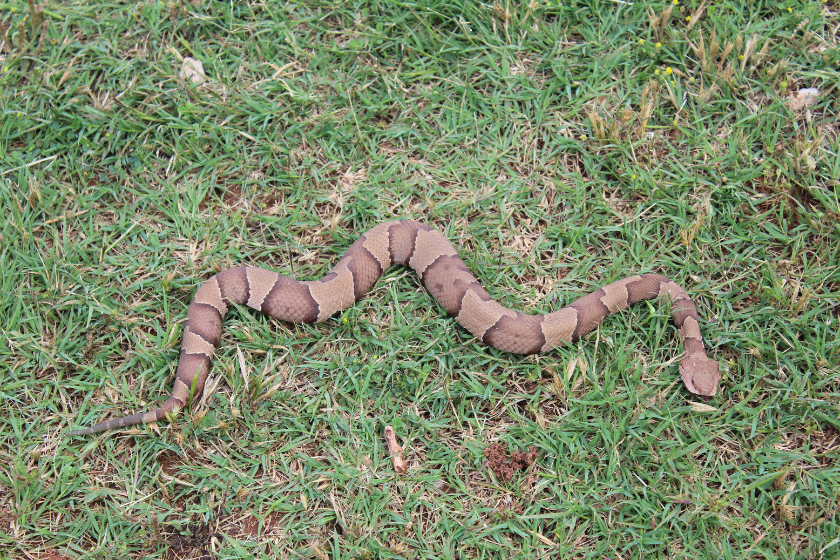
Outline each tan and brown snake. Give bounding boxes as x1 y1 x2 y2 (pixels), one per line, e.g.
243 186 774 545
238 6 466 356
68 219 720 436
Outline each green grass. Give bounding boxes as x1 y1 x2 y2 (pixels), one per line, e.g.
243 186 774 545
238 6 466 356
1 0 839 558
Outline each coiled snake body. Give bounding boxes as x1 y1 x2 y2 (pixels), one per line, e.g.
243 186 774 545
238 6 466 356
69 220 720 436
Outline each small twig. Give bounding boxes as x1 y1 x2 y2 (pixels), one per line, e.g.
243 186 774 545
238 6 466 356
0 18 10 54
384 426 407 474
0 154 58 177
31 209 90 232
34 20 49 58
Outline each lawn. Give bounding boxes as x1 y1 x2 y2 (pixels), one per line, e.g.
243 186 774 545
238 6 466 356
1 0 838 558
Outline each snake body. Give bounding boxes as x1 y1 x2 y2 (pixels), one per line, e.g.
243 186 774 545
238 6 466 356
69 220 719 436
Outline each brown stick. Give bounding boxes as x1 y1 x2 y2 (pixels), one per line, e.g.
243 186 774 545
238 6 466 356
0 19 10 54
383 426 407 474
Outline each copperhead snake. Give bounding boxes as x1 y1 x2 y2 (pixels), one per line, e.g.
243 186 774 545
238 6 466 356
68 219 720 436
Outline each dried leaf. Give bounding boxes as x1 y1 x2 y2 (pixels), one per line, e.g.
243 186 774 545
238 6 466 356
180 57 206 85
786 88 819 111
384 425 408 474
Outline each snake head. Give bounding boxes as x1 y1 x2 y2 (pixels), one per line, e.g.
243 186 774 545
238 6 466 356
679 355 721 396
